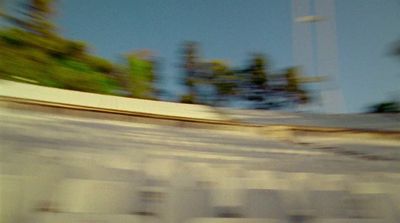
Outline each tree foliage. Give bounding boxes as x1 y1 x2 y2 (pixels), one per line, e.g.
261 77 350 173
0 0 122 95
1 0 320 108
179 42 316 109
3 0 56 37
392 39 400 59
248 54 268 89
368 101 399 113
180 41 200 103
125 51 156 99
210 60 237 99
283 67 310 104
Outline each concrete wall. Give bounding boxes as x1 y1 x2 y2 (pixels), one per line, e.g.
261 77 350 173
0 80 227 121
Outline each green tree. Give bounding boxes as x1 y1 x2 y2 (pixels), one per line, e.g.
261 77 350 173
19 0 56 37
180 41 200 103
240 54 269 103
284 67 309 104
285 67 300 92
368 101 399 113
2 0 56 37
209 60 237 105
125 51 156 99
249 54 268 89
391 39 400 58
0 0 121 95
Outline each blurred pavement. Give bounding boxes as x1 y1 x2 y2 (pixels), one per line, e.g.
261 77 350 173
1 106 400 223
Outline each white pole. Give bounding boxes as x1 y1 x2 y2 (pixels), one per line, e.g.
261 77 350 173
315 0 346 113
292 0 346 113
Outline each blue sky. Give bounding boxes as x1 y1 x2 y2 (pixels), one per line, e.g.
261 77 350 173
3 0 400 113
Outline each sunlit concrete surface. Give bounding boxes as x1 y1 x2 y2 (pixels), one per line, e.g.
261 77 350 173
1 106 400 223
0 80 228 121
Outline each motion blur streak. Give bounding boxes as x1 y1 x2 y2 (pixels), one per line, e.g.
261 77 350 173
1 0 400 222
1 103 400 223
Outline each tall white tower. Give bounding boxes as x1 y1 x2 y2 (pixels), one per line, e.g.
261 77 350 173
292 0 346 113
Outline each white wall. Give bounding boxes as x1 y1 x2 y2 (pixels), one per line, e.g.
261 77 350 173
0 80 227 121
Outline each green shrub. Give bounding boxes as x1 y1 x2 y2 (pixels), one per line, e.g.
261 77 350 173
51 65 112 94
84 56 113 73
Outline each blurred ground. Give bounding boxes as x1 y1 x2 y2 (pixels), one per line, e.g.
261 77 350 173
1 106 400 223
219 108 400 131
